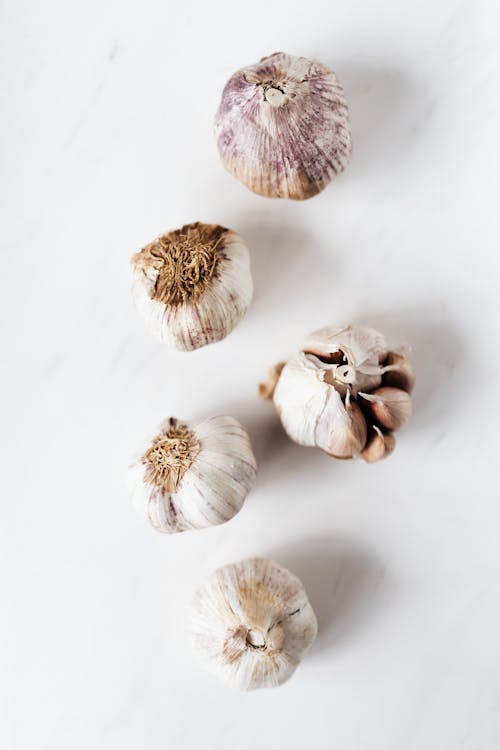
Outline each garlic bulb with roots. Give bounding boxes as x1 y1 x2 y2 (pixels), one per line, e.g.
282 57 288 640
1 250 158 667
190 557 317 690
261 324 414 462
128 416 257 533
215 52 352 200
132 222 253 351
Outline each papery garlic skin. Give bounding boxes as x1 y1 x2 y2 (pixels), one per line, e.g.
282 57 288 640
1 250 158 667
128 416 257 533
190 557 317 690
269 324 414 462
132 222 253 351
215 52 352 200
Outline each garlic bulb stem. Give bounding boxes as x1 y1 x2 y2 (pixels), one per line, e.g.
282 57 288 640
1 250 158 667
246 629 266 648
263 86 287 106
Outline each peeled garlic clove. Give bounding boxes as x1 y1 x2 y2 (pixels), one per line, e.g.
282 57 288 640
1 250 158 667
190 557 317 690
360 387 412 431
273 353 367 458
381 349 415 393
361 425 396 463
215 52 352 200
131 222 253 351
128 416 257 533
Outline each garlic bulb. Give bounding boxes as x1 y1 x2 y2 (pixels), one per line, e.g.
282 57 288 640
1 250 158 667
128 416 257 533
132 222 253 351
190 557 317 690
262 324 414 462
215 52 352 200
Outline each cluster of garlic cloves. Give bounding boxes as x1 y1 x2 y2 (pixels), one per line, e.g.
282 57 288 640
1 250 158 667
132 222 253 351
262 324 414 462
128 416 257 533
215 52 352 200
190 557 317 690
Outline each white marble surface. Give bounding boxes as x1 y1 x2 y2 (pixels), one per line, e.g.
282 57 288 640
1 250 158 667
2 1 500 748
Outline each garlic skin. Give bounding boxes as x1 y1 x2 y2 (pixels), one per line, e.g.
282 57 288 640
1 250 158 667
268 324 414 462
132 222 253 351
215 52 352 200
128 416 257 533
190 557 317 690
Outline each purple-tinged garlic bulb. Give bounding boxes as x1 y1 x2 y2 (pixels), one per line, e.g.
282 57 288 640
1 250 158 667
215 52 352 200
128 416 257 533
131 222 253 351
260 324 414 462
190 557 317 690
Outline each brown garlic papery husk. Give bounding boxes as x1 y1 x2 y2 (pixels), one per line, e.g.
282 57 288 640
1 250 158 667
131 222 253 351
215 52 352 200
265 324 414 462
127 416 257 533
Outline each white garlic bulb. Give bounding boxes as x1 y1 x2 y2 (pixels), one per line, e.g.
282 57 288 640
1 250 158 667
128 416 257 533
190 557 317 690
215 52 352 200
263 324 414 462
132 222 253 351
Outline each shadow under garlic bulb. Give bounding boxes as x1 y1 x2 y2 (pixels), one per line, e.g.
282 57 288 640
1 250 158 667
190 557 317 690
128 416 257 533
260 324 415 462
131 222 253 351
215 52 352 200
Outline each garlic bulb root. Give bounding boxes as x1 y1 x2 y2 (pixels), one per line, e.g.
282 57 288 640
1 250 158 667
190 557 317 690
132 222 253 351
128 416 257 533
268 324 414 462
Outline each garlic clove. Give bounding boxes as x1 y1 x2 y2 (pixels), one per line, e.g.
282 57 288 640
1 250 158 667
127 416 257 533
215 52 352 200
323 397 367 459
272 352 338 447
131 222 253 351
360 387 412 431
381 349 415 393
190 557 317 690
273 353 367 458
361 425 396 463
